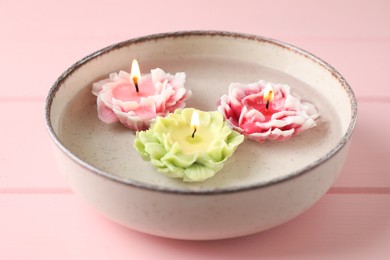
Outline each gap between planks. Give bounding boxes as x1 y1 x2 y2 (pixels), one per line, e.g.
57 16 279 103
0 95 390 103
1 187 390 195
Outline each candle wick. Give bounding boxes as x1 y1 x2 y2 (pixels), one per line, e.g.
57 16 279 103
133 77 139 93
265 101 270 110
191 127 197 138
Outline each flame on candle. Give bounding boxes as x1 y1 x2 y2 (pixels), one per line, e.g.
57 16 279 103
130 59 141 93
263 84 274 109
191 111 199 138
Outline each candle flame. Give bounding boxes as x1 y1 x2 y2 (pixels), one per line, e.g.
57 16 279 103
130 59 141 92
191 111 200 138
263 84 274 109
191 111 200 128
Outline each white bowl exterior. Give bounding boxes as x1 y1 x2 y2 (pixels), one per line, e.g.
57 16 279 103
52 140 350 240
47 32 356 239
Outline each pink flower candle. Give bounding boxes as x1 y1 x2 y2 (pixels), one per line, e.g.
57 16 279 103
218 80 319 142
92 60 191 130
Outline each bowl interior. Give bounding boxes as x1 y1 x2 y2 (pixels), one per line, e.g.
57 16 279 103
47 32 356 192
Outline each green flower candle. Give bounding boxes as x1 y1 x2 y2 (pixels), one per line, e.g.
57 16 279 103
134 108 244 182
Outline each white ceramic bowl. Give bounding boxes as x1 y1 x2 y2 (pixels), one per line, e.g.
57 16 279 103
45 31 357 240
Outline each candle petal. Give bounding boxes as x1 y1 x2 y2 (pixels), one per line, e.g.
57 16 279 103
96 96 119 124
183 164 216 182
144 143 166 160
161 148 197 168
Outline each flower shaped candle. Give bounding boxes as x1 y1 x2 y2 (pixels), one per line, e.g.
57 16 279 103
92 60 191 130
134 108 244 182
218 80 320 142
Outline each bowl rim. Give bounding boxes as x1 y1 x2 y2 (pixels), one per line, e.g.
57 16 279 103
45 30 358 195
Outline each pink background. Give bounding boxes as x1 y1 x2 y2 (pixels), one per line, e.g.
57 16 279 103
1 0 390 259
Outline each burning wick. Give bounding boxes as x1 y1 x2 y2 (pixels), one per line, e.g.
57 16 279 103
130 59 141 93
133 77 139 93
263 84 274 110
191 112 199 138
191 127 197 138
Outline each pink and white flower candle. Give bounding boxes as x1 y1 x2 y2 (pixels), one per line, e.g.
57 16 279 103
218 80 319 142
92 59 191 130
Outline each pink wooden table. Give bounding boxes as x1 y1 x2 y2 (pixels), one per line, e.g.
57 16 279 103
1 0 390 259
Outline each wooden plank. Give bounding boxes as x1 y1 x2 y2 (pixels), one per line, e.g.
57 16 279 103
1 1 390 98
0 102 67 190
286 39 390 98
2 38 390 98
1 0 389 42
1 194 390 259
0 39 111 98
0 101 388 191
334 101 390 188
